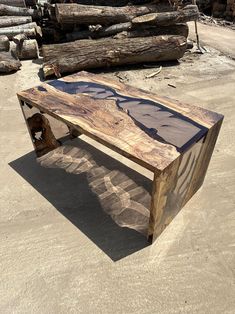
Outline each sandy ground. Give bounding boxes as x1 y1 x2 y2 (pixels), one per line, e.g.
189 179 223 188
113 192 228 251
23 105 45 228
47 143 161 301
188 21 235 59
0 24 235 313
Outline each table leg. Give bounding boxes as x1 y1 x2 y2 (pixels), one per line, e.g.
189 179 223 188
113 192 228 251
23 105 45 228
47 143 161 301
147 158 181 243
148 118 222 243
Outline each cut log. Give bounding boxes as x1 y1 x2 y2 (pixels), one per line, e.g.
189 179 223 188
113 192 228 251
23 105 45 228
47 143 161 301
132 5 199 26
55 3 169 25
12 33 26 55
54 0 152 5
0 4 38 18
12 32 27 45
0 0 26 7
0 27 36 39
0 34 9 51
0 22 41 38
0 16 32 28
10 39 39 59
66 23 189 41
0 51 21 72
42 35 187 77
66 22 132 41
114 24 189 39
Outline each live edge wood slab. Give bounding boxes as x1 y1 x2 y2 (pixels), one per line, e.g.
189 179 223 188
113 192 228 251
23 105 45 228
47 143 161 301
17 71 223 243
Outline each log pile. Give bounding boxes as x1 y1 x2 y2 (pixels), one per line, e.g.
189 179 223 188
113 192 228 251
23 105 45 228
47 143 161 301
0 0 40 73
41 1 199 77
0 1 200 75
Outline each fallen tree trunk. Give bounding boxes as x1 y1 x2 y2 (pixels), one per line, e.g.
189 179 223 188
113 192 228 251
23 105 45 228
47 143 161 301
42 35 187 77
0 27 37 39
0 22 41 38
0 51 21 72
10 39 39 59
0 35 9 51
132 5 199 26
55 0 152 5
115 23 189 39
55 3 168 25
0 0 26 7
66 22 189 41
0 4 37 17
0 16 32 28
66 22 132 41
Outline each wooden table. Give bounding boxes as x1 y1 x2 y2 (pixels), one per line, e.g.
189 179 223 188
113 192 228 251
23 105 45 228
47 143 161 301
17 71 223 243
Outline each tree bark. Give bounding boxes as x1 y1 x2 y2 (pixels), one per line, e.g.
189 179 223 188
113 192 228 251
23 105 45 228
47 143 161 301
114 24 189 39
42 35 187 77
0 51 21 72
12 32 26 54
0 16 32 28
55 3 169 25
10 39 39 59
0 35 9 51
0 0 26 7
0 22 41 38
66 22 189 41
52 0 153 5
12 32 27 44
66 22 132 41
132 5 199 26
0 4 38 17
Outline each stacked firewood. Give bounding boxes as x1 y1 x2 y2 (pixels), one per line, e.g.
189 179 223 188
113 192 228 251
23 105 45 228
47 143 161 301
41 0 199 78
0 0 41 73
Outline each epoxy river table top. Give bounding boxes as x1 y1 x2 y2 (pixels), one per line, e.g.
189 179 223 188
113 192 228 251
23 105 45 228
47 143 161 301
17 71 223 172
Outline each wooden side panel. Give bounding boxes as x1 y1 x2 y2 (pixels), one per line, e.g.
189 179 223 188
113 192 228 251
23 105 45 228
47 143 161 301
148 135 207 242
183 119 223 205
148 156 181 242
19 100 79 157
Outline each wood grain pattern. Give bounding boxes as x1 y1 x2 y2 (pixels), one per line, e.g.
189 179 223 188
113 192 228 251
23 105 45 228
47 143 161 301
0 4 36 17
42 35 187 77
55 3 163 25
0 35 9 51
18 71 223 243
0 51 21 72
183 119 223 205
132 5 199 26
148 137 204 241
65 23 189 41
17 72 223 172
62 72 223 129
0 0 26 7
0 16 32 28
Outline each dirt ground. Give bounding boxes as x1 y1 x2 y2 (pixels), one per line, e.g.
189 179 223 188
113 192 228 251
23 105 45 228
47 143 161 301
0 23 235 313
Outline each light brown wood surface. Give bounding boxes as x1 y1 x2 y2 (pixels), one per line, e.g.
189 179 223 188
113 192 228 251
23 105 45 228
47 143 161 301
18 71 222 172
18 72 223 243
42 35 187 77
0 16 32 28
